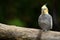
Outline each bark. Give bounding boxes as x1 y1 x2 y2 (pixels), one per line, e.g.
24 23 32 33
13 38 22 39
0 23 60 40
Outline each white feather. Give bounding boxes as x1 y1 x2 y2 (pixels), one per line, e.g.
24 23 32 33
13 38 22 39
42 5 48 9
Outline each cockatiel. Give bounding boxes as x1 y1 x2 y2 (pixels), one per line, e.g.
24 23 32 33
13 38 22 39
38 4 53 31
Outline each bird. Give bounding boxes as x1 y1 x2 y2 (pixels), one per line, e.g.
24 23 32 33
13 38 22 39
38 4 53 31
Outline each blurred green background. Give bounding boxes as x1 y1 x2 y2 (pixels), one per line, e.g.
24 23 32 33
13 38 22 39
0 0 60 30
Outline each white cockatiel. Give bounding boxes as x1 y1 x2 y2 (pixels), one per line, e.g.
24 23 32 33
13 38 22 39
38 4 53 31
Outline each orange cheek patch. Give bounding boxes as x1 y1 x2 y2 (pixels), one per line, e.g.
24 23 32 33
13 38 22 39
45 10 48 12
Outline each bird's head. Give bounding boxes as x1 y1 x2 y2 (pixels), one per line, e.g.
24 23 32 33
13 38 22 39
41 4 48 14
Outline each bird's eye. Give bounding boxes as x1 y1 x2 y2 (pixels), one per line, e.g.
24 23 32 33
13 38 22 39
44 9 46 10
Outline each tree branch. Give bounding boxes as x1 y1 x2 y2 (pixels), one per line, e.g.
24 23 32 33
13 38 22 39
0 23 60 40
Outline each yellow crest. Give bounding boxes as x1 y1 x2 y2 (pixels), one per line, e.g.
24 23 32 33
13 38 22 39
41 4 48 14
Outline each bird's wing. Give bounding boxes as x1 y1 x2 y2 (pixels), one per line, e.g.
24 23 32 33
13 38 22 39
48 15 53 29
50 17 53 29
